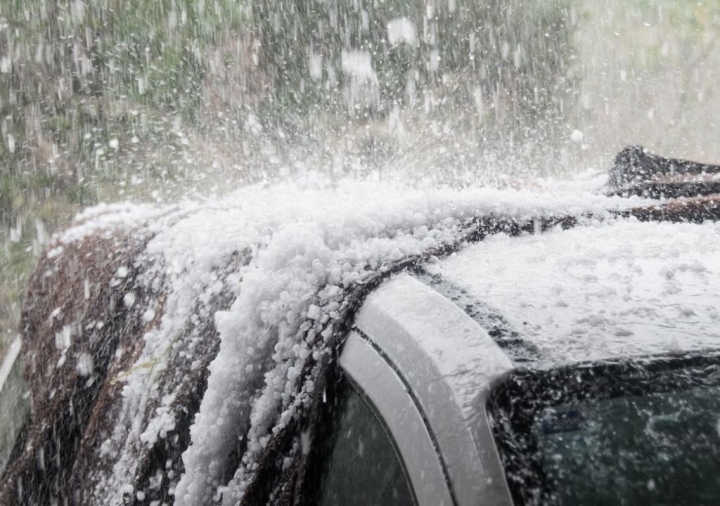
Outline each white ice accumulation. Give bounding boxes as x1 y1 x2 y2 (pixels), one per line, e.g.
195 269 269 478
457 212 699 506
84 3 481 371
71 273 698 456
442 219 720 365
52 177 645 505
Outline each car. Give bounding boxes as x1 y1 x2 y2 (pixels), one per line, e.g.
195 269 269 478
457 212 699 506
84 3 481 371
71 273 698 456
298 189 720 506
2 147 720 505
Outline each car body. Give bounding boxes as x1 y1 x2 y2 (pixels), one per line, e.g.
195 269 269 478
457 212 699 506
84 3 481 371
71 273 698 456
313 211 720 505
3 147 720 505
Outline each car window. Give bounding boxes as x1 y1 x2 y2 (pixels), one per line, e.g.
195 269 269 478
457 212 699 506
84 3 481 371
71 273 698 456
488 353 720 506
318 384 415 506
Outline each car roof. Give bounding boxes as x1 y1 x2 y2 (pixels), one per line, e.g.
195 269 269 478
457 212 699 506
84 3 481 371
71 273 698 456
347 216 720 505
440 218 720 367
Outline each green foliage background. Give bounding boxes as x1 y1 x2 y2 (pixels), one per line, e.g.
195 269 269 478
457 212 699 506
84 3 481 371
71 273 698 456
0 0 247 351
2 0 720 356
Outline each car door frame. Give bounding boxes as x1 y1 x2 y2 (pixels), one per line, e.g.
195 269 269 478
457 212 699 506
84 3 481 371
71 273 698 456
342 273 516 506
340 330 455 506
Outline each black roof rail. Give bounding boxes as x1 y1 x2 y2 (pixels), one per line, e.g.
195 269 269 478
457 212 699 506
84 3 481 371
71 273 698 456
415 271 542 364
608 146 720 199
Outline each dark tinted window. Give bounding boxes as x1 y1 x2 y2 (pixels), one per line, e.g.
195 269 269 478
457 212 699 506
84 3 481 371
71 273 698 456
489 354 720 506
319 386 415 506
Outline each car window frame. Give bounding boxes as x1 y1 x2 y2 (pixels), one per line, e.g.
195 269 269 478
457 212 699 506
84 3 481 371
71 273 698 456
339 330 456 506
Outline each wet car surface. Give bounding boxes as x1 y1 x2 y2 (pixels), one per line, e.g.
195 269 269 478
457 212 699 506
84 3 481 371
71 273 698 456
2 148 720 505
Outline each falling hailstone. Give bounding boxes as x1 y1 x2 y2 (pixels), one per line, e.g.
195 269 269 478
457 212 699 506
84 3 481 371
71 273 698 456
308 54 323 81
387 17 417 47
123 292 137 308
76 353 94 376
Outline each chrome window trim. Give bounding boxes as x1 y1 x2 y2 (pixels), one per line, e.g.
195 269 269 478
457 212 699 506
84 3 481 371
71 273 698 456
340 330 455 506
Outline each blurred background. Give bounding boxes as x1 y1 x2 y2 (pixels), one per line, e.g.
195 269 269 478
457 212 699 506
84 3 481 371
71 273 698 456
1 0 719 356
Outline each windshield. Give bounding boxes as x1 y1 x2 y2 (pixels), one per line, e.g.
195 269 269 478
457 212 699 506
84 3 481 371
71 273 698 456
489 354 720 506
536 386 720 505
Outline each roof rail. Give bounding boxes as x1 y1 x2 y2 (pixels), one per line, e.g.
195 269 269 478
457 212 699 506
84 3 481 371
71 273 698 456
608 146 720 199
